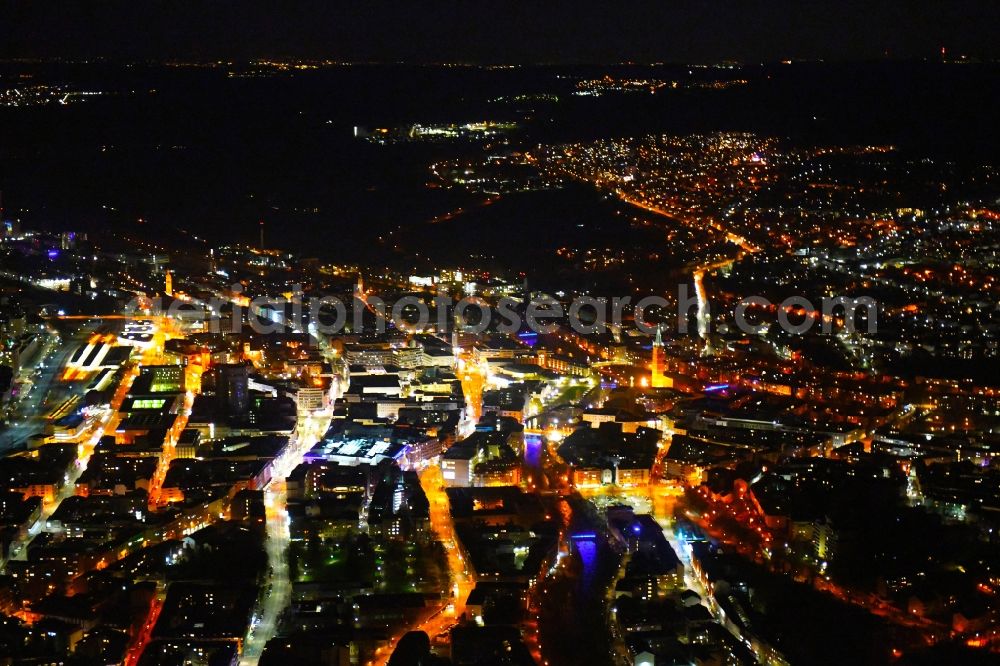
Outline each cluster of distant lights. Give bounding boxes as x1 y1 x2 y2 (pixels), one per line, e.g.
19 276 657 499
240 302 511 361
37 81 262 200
0 85 104 107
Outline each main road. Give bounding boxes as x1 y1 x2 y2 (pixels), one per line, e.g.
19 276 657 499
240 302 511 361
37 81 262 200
239 409 332 665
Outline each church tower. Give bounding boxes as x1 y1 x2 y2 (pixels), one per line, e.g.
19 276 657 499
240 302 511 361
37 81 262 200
651 326 671 388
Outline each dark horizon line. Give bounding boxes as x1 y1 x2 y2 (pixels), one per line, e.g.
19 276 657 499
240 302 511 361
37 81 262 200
2 55 997 68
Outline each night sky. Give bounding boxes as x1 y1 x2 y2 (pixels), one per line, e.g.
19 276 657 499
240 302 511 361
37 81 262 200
3 1 1000 64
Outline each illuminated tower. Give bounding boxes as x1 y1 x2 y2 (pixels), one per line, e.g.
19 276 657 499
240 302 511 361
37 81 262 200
650 326 671 388
164 270 173 297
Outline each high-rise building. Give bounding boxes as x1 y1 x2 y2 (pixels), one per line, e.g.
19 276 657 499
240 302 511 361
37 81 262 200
216 363 250 416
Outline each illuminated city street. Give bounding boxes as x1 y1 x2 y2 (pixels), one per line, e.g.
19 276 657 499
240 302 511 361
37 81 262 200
240 410 333 666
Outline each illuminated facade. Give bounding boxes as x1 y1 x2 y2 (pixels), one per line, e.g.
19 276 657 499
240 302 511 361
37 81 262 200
650 326 671 388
